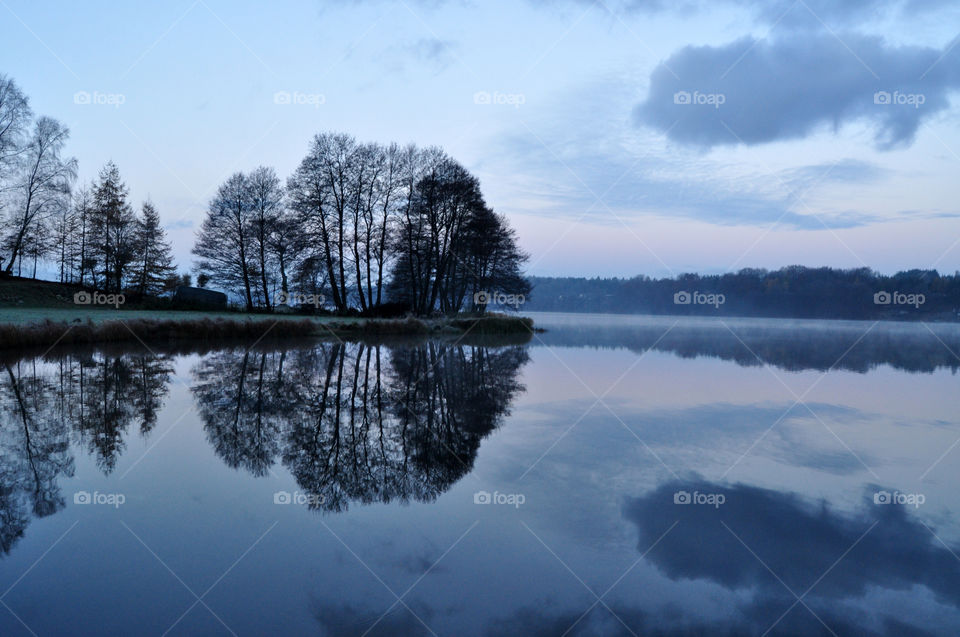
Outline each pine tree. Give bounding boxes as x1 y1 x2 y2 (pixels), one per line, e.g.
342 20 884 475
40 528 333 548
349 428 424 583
130 200 176 296
89 161 135 292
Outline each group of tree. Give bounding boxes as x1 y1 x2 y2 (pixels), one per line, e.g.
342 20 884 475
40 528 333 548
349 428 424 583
526 266 960 320
0 74 179 294
2 72 530 312
193 132 530 314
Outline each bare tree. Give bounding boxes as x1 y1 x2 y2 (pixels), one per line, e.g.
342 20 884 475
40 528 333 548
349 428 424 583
3 117 77 274
51 198 79 283
287 133 357 312
368 143 410 306
267 207 300 298
0 75 32 196
193 173 256 310
71 184 95 287
246 166 283 310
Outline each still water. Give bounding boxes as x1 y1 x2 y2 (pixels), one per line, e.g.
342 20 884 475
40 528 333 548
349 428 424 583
1 312 959 636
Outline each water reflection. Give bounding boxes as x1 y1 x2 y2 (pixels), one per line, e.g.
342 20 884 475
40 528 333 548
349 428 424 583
1 319 959 635
535 313 960 373
192 341 529 511
0 354 172 553
0 338 528 553
622 479 960 635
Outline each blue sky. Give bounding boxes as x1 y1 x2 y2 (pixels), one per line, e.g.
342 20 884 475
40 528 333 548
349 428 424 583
3 0 959 277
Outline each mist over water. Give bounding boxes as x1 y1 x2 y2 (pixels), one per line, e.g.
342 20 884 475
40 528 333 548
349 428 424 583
1 314 958 635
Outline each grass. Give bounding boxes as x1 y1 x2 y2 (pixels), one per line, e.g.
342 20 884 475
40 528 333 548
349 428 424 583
0 306 361 326
0 315 535 351
0 317 318 349
0 277 536 348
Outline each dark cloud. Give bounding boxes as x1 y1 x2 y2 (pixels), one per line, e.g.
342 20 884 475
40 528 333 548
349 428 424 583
624 479 960 607
635 33 960 149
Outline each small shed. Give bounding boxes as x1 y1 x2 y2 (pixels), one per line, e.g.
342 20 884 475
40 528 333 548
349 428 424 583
173 286 227 309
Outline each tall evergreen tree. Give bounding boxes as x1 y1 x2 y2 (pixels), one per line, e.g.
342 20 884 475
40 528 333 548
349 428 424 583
130 200 176 295
89 161 135 292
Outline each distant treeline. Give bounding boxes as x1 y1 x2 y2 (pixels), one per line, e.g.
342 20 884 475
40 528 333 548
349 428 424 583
526 267 960 320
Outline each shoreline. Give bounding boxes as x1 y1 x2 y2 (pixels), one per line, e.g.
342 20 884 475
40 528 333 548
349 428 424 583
0 314 537 351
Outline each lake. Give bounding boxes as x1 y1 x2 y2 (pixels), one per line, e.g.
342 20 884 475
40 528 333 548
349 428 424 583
1 312 959 636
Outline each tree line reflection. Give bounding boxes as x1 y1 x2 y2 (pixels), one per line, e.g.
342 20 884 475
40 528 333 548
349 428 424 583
539 320 960 373
0 353 173 553
0 340 529 554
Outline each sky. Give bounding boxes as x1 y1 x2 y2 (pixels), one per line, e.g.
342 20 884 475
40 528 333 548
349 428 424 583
2 0 959 278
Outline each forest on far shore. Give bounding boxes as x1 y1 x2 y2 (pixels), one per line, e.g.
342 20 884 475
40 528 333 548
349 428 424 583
525 267 960 320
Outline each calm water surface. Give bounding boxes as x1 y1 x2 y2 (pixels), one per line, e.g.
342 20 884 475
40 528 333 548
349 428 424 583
1 312 959 636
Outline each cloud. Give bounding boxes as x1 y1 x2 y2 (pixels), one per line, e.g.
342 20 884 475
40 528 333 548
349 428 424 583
634 33 960 149
383 37 458 74
623 479 960 622
496 129 885 228
534 0 955 28
784 158 885 189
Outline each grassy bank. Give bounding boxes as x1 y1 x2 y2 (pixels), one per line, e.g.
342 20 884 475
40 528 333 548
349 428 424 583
0 278 536 349
0 314 536 351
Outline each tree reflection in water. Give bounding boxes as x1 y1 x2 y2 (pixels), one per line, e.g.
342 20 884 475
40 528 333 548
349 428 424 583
192 341 530 512
0 339 529 553
0 352 174 554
